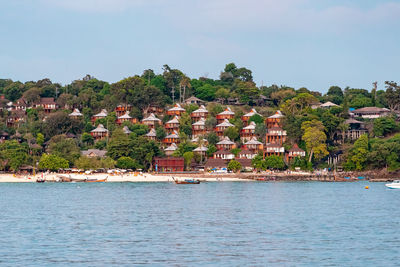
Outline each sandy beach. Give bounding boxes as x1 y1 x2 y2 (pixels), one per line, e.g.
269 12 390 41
0 173 252 183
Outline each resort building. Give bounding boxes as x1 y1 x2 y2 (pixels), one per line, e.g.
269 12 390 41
69 108 83 119
91 109 108 124
193 145 208 157
240 121 256 142
191 136 208 146
163 130 180 146
117 112 138 125
241 108 260 126
81 149 107 158
13 98 28 111
266 126 287 145
192 118 207 138
204 158 227 171
115 104 132 117
264 143 285 158
286 144 305 162
237 149 257 159
90 124 109 140
166 103 185 116
320 101 339 109
153 157 184 172
145 128 157 141
165 116 180 133
216 136 236 151
142 113 162 128
216 107 235 123
190 105 208 122
184 96 205 105
243 137 264 154
215 119 234 137
33 97 57 113
213 150 235 160
266 110 284 128
352 107 390 119
164 143 178 156
7 110 25 127
336 118 368 142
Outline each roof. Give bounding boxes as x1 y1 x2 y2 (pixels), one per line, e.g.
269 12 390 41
214 150 234 155
218 107 235 116
204 158 227 168
164 143 178 151
289 144 305 153
146 128 157 137
185 96 204 103
216 119 234 127
320 101 339 107
142 113 161 122
192 105 208 114
245 137 263 145
118 112 132 119
191 137 208 143
168 103 185 112
166 116 180 124
193 145 208 152
243 121 256 130
345 118 363 124
81 149 107 157
217 136 235 145
123 126 132 134
91 124 108 133
192 117 206 126
39 97 56 104
165 130 179 139
243 108 260 117
268 110 284 119
69 108 83 116
93 109 108 117
236 158 252 168
353 107 390 114
238 149 254 155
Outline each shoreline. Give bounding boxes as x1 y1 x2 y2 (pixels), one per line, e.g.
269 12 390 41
0 171 396 183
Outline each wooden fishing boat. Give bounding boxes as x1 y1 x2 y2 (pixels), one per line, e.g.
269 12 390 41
85 177 107 183
174 179 200 184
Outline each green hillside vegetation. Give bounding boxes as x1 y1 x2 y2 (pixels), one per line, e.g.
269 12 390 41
0 64 400 172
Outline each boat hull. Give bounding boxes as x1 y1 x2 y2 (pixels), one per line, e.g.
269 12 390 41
385 184 400 189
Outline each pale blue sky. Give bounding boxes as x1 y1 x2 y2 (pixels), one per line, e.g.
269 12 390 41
1 0 399 92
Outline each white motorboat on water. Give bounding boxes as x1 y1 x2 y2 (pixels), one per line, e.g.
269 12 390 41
385 180 400 189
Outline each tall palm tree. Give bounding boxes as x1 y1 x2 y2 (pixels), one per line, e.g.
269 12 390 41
179 77 191 103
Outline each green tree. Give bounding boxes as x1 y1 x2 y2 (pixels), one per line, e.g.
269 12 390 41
183 151 194 170
249 114 264 124
301 120 328 162
265 155 286 170
345 134 369 171
47 135 80 164
228 160 242 173
36 133 44 146
81 132 94 146
224 127 239 142
373 117 397 137
0 140 29 171
251 155 264 171
39 154 69 171
116 156 141 170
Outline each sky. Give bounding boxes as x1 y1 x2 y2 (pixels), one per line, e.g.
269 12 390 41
0 0 399 93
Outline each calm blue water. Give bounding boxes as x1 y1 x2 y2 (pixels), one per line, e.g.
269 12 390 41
0 182 399 266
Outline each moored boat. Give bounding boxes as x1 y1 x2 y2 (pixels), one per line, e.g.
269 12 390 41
173 177 200 184
385 180 400 189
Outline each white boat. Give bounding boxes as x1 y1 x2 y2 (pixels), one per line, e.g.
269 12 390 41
385 180 400 189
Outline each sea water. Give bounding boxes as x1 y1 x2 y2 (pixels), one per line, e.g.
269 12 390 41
0 182 398 266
